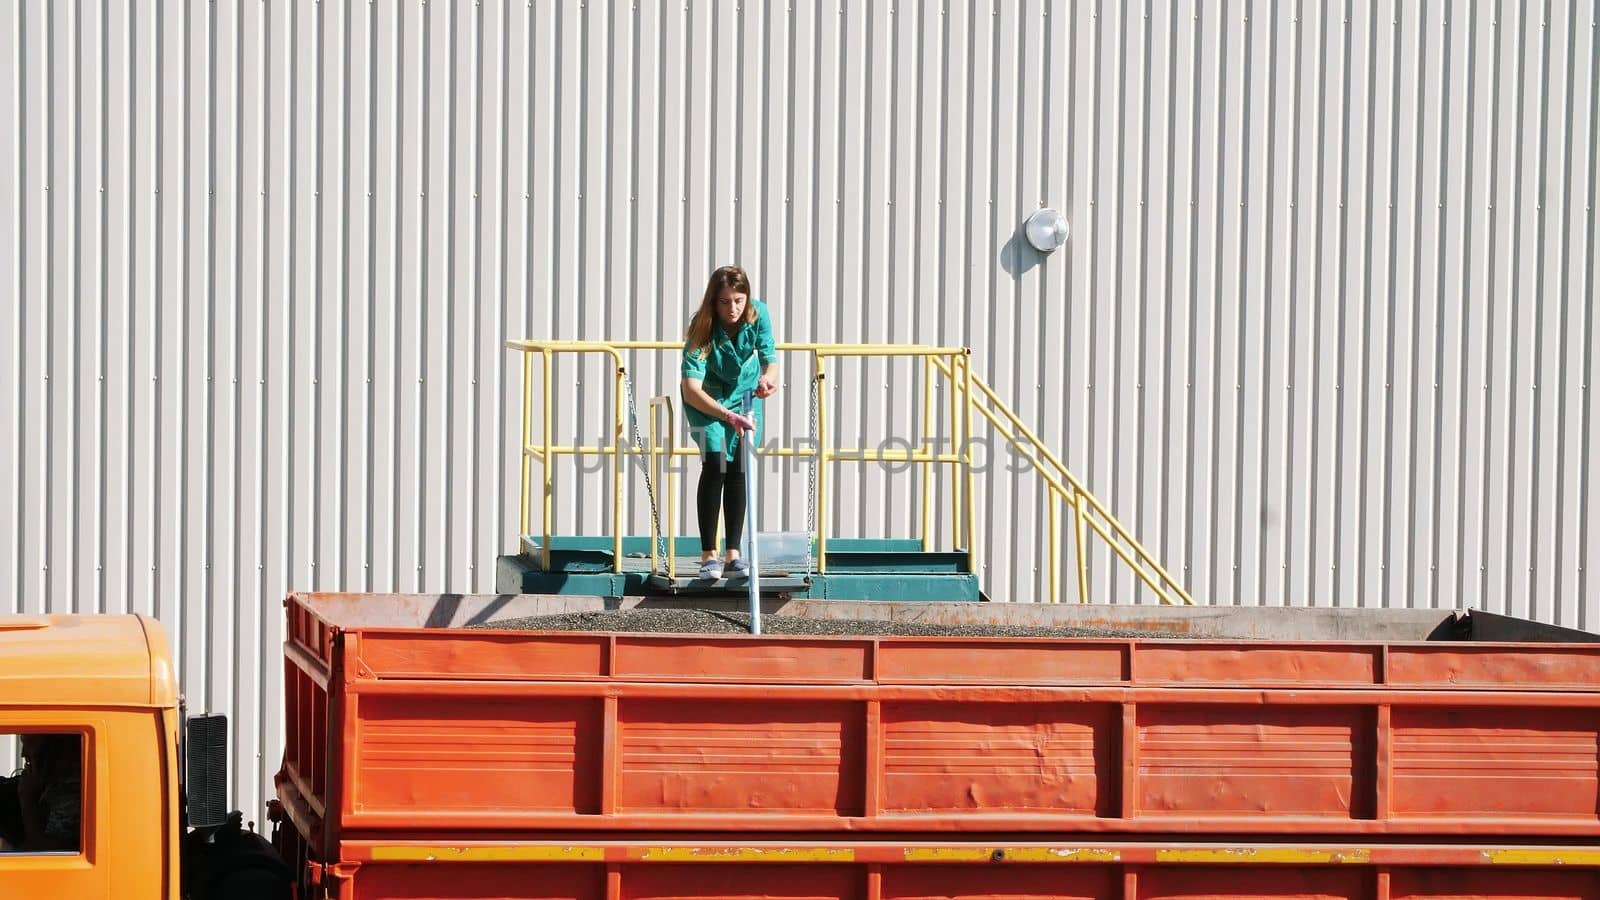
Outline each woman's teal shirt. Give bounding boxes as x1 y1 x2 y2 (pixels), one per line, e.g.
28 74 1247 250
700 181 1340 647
681 300 778 460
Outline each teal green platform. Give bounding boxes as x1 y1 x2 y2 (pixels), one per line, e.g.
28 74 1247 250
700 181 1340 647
494 535 980 601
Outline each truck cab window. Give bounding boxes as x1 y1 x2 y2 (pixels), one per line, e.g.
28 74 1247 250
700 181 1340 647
0 733 82 853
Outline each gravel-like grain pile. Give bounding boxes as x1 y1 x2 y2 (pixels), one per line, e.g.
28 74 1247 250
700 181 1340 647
469 608 1182 639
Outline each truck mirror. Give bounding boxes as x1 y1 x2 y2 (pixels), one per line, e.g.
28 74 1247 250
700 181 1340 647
184 715 230 829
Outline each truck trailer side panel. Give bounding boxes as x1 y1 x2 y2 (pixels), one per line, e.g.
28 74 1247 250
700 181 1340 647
274 594 1600 900
278 597 1600 844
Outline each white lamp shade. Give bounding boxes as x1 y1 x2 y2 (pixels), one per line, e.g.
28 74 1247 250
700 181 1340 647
1024 207 1070 252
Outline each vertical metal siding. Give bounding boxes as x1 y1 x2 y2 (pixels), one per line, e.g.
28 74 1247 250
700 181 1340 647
2 0 1597 826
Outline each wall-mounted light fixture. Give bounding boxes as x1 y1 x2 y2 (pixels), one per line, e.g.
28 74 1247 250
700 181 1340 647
1023 207 1070 253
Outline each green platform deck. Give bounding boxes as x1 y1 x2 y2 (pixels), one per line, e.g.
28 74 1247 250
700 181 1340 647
495 535 981 601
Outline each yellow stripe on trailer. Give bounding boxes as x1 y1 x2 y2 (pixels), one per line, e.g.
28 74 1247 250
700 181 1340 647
903 847 1121 863
1155 848 1373 865
639 847 855 863
369 845 605 863
1485 849 1600 867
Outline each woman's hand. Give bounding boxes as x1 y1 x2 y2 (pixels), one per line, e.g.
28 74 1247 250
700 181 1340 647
755 370 778 398
723 409 757 433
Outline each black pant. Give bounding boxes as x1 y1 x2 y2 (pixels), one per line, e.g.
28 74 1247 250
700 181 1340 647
697 450 747 553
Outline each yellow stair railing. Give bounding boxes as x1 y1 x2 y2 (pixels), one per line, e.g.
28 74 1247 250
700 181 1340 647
505 339 1193 604
930 353 1194 606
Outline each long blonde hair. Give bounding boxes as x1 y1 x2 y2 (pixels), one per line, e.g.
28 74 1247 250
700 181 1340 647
684 265 756 359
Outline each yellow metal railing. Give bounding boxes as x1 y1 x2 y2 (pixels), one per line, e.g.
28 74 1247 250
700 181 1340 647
505 339 1193 604
930 355 1194 606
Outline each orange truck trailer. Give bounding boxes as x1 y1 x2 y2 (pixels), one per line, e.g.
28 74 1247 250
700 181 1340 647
4 595 1599 899
274 593 1600 900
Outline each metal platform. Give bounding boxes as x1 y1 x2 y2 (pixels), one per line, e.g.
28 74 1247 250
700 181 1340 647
497 535 981 601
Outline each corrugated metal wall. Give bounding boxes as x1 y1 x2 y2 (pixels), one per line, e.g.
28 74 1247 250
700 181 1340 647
3 0 1597 825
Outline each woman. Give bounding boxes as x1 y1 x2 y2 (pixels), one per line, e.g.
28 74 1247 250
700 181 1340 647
680 265 779 580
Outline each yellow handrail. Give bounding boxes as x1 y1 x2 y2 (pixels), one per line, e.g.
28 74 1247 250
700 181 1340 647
507 339 970 355
505 339 1193 605
509 343 627 570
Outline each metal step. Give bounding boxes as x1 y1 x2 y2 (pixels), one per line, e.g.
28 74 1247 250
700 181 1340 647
644 573 812 595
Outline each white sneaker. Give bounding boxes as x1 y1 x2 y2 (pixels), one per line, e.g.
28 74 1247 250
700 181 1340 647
697 558 724 581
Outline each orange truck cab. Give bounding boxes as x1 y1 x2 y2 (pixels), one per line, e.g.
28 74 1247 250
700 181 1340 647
0 614 285 900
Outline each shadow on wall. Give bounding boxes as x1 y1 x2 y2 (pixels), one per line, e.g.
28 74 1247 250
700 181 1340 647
1001 226 1048 279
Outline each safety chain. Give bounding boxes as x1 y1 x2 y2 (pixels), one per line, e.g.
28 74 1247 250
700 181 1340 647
621 370 669 568
806 371 822 577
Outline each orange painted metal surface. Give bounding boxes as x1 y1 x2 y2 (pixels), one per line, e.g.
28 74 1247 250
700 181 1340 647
0 613 179 709
279 594 1600 847
0 615 181 900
